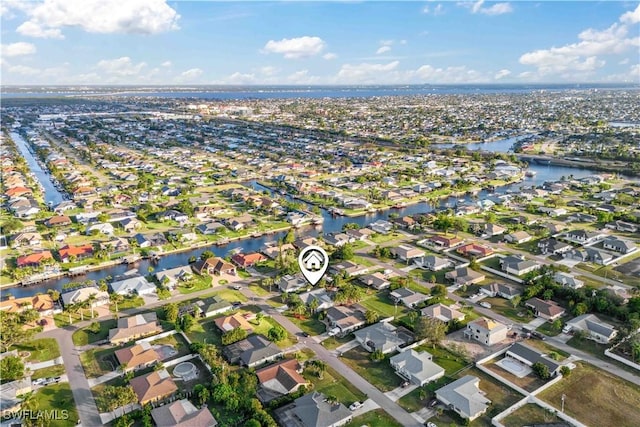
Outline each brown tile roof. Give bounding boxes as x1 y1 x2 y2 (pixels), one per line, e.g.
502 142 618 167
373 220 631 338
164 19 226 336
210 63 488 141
115 343 160 369
214 312 254 333
16 251 53 267
256 359 306 392
130 369 177 405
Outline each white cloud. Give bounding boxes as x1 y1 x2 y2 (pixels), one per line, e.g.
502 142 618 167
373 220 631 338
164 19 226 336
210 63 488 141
336 61 400 83
161 61 172 67
494 69 511 79
619 58 630 65
422 4 444 15
7 64 40 75
620 4 640 24
96 57 146 76
414 64 485 83
225 72 257 85
376 46 391 55
1 42 36 57
462 1 513 16
180 68 203 80
16 0 180 39
262 36 326 59
323 52 337 60
260 66 278 76
287 69 320 85
519 19 638 77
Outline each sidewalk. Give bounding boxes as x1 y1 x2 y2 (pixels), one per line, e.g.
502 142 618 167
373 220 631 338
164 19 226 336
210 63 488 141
335 339 359 354
26 356 64 371
385 383 418 402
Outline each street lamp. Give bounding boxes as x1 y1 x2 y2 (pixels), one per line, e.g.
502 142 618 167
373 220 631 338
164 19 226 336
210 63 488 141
561 394 566 413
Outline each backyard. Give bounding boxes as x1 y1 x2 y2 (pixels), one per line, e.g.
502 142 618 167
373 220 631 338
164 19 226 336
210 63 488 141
344 409 402 427
303 363 367 406
502 403 561 427
483 359 548 392
539 362 640 427
72 319 117 346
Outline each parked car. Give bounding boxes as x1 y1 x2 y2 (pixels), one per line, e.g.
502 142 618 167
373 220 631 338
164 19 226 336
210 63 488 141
479 301 492 309
349 401 363 411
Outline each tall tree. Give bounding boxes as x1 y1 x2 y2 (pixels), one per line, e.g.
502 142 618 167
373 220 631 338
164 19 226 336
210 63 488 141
415 316 447 347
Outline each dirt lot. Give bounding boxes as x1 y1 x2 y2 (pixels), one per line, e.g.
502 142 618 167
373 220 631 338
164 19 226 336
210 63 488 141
538 362 640 427
442 329 517 360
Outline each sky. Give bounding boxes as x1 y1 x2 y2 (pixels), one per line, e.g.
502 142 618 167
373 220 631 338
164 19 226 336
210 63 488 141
1 0 639 85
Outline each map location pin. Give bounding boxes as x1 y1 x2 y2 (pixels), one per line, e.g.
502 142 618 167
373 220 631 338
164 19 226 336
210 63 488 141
298 245 329 286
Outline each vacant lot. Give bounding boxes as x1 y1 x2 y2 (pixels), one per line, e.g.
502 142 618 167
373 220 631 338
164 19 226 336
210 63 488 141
72 319 117 346
539 362 640 427
340 347 402 392
34 383 79 427
503 403 561 427
12 338 60 362
303 364 366 406
344 409 402 427
80 346 122 378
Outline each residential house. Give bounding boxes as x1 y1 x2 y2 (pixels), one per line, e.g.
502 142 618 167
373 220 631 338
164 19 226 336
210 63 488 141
329 261 369 277
16 251 53 268
354 322 410 354
155 266 193 289
564 230 604 245
277 274 308 293
11 232 43 248
565 314 618 344
0 376 32 417
503 231 532 244
553 272 584 289
262 243 296 259
505 342 562 377
275 392 352 427
602 237 636 254
0 294 57 317
299 288 334 312
500 255 541 276
479 283 521 300
421 303 465 323
101 237 131 254
445 267 485 287
435 375 491 421
395 216 418 230
369 220 393 234
119 218 142 233
325 305 366 337
214 312 254 333
537 238 572 256
464 317 508 346
391 245 425 263
390 349 445 386
115 342 160 372
611 220 638 233
192 257 236 276
108 313 162 344
256 358 308 403
525 298 565 322
323 232 354 247
44 215 72 228
481 223 506 237
563 248 614 265
425 235 463 249
86 223 115 236
231 252 267 268
130 369 178 406
110 275 156 296
197 296 233 318
456 243 494 258
390 288 430 308
61 286 109 308
223 335 284 368
58 244 94 263
358 272 391 290
150 399 218 427
134 232 168 248
414 255 453 271
196 221 226 235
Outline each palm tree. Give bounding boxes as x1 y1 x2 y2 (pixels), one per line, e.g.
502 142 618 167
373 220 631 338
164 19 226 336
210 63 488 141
110 293 124 313
308 298 320 315
47 289 60 303
87 293 97 319
313 360 327 379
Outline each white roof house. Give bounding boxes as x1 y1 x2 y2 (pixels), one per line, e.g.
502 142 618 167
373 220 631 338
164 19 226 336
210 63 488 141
435 375 490 421
390 349 445 386
566 314 618 344
110 275 156 296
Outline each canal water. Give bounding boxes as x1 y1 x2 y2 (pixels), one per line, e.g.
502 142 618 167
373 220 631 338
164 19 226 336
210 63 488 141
10 132 65 205
5 137 612 298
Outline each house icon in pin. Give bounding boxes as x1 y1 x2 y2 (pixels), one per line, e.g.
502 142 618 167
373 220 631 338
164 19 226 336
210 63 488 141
302 250 324 271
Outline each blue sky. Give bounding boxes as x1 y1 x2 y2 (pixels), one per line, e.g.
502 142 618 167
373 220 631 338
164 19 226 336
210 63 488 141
1 1 639 85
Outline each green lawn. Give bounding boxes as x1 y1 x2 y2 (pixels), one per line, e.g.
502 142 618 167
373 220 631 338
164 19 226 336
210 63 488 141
370 232 404 244
110 295 144 311
340 347 402 392
502 403 561 427
150 332 191 357
482 297 534 322
177 274 213 294
30 364 66 380
413 344 470 375
360 292 408 318
185 318 223 346
79 346 122 378
303 364 366 405
536 321 562 337
34 383 79 427
286 313 327 336
462 368 524 426
251 316 296 348
344 409 402 427
248 282 271 296
72 319 117 346
12 338 60 363
321 334 354 350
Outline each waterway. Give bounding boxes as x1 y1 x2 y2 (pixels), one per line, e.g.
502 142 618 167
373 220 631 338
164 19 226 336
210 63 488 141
4 137 616 298
10 132 65 206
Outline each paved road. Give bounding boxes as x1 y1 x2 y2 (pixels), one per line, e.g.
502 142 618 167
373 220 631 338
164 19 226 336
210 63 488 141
43 327 102 427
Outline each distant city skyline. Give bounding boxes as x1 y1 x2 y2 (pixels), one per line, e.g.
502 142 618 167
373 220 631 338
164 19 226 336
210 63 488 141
1 1 639 85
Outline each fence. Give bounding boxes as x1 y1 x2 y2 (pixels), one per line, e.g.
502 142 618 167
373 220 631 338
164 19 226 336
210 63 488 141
136 329 177 344
480 266 524 284
604 349 640 371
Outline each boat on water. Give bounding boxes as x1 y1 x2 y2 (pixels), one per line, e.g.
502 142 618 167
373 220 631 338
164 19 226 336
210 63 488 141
525 170 537 177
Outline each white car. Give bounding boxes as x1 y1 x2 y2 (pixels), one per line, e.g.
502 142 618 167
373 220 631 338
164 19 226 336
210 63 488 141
479 301 492 309
349 401 363 411
427 422 438 427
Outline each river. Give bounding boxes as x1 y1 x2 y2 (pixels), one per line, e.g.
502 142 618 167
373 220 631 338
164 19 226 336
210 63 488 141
5 137 614 298
10 132 65 206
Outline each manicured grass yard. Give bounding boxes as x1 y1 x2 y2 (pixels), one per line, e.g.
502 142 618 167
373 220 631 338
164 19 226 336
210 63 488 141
503 403 561 427
251 316 295 348
248 282 271 296
150 332 191 358
72 319 117 346
539 362 640 427
185 318 223 346
370 232 404 244
413 344 470 375
344 409 402 427
303 364 366 405
110 295 144 311
340 347 402 392
177 274 213 294
482 297 534 322
34 383 79 427
567 335 607 357
12 338 60 362
536 321 562 337
321 334 354 350
286 313 327 336
360 292 408 318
